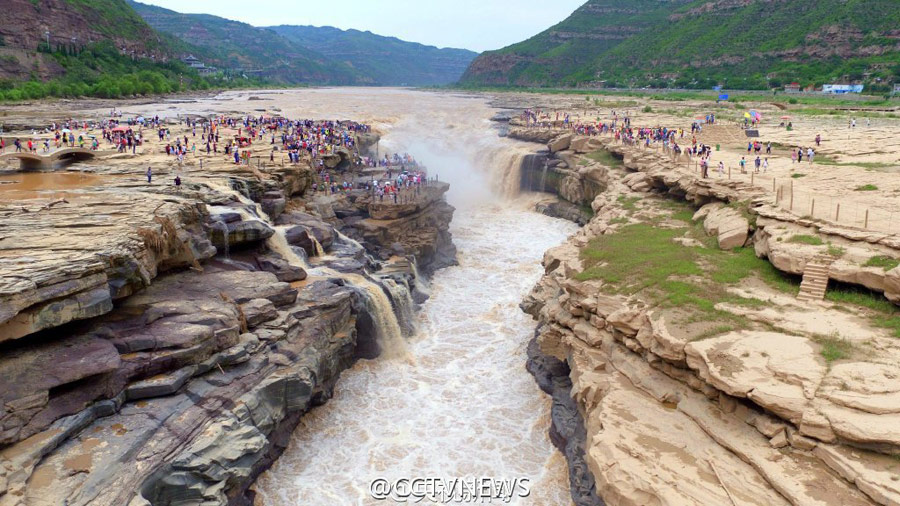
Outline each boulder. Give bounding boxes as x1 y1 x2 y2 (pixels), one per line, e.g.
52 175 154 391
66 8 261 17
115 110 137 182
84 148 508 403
240 298 277 327
703 205 749 250
548 134 573 153
256 255 307 282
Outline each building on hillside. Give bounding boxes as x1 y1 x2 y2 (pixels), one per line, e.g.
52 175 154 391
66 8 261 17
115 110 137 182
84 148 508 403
822 84 864 94
182 55 203 68
181 55 217 75
784 82 801 93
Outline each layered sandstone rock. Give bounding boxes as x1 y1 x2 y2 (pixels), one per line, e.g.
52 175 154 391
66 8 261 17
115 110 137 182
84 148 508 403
0 144 453 505
518 129 900 506
527 228 900 505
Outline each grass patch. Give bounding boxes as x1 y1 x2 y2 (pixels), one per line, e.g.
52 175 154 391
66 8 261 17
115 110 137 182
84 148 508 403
671 209 695 223
584 150 624 168
818 336 852 363
816 159 895 169
576 219 799 334
788 234 824 246
825 284 900 338
826 243 846 258
577 224 700 290
791 173 806 178
864 255 900 271
616 195 641 212
609 217 629 225
855 184 879 191
695 325 737 340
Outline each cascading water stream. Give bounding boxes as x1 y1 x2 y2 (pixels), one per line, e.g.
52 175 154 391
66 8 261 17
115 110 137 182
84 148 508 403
203 180 410 360
252 89 578 505
210 217 230 259
131 88 578 504
539 165 549 193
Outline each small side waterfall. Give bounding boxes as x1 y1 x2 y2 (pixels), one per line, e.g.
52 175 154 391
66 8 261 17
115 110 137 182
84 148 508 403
340 272 410 362
539 165 549 193
310 236 325 258
270 226 310 269
203 181 414 364
382 277 416 332
211 218 230 258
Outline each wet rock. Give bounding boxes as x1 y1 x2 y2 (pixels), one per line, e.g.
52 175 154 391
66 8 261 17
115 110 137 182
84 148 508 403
0 334 120 445
255 255 306 282
241 298 277 327
126 365 196 401
0 285 113 343
212 219 275 249
526 336 603 506
277 211 336 250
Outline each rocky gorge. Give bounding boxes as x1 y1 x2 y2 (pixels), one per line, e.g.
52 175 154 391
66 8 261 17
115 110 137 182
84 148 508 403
0 123 455 505
507 122 900 505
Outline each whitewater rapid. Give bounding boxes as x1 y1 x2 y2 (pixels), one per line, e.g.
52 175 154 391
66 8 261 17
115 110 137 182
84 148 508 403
110 88 578 504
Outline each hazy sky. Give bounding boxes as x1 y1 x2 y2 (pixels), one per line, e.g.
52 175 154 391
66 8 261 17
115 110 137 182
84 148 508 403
138 0 585 52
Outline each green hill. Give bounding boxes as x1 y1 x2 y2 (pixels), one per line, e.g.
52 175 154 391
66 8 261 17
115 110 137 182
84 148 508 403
460 0 900 92
128 1 365 85
0 0 243 101
268 25 478 86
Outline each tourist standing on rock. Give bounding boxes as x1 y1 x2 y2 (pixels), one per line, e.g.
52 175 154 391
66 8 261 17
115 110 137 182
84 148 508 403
146 167 152 183
740 157 747 174
815 134 821 147
718 161 725 176
807 148 815 164
754 156 761 172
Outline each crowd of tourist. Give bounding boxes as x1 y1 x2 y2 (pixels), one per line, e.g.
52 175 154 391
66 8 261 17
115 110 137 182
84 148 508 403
519 107 838 179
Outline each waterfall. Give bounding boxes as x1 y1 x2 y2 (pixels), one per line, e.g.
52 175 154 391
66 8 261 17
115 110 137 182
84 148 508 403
310 235 325 258
248 88 576 506
410 259 430 297
382 277 416 333
539 165 549 193
335 230 364 251
211 218 230 258
340 272 410 362
271 226 310 269
489 149 528 198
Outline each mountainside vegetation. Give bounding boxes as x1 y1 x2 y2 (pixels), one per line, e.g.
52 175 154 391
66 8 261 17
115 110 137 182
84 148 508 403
128 1 365 85
460 0 900 92
0 0 261 101
269 25 477 86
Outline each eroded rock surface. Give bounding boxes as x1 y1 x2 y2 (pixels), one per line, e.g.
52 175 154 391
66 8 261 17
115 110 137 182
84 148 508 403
517 129 900 506
0 139 453 505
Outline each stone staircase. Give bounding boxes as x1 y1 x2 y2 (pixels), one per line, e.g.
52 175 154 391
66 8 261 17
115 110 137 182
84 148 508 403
697 124 745 147
798 256 832 302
